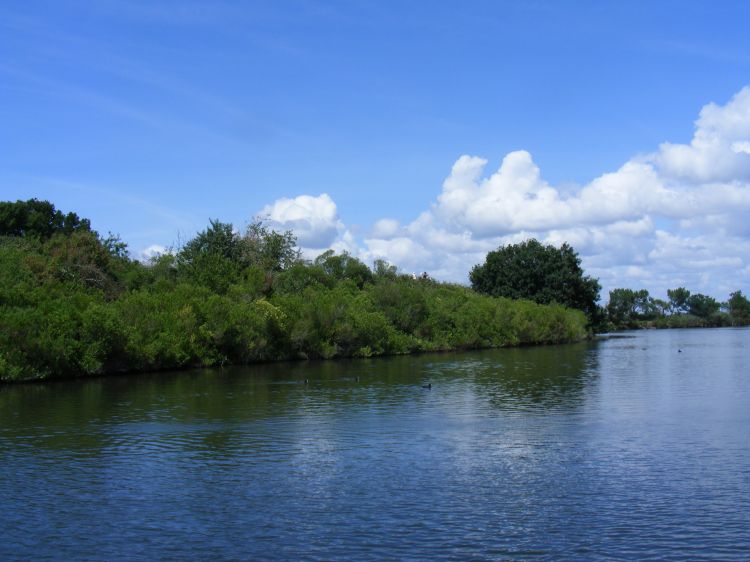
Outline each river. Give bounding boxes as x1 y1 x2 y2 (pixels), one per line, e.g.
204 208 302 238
1 327 749 560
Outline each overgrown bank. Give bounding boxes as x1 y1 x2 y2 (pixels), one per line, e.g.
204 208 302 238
0 200 588 382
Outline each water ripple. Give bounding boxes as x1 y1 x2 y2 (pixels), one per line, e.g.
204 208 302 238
1 330 749 560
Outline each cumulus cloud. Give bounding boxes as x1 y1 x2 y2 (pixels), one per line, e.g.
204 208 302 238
260 193 343 249
361 86 750 297
371 218 400 239
139 244 168 261
654 87 750 183
256 87 750 299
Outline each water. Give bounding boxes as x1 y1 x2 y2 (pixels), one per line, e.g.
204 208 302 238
1 328 749 561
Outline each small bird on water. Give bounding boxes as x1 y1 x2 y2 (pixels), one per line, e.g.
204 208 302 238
422 383 432 389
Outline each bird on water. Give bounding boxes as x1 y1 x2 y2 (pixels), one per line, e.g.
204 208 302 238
422 383 432 389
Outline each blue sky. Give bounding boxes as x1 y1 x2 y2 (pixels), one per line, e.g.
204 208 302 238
3 0 750 300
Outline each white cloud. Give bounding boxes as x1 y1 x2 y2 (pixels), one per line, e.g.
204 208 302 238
371 218 400 239
139 244 168 261
653 86 750 183
255 87 750 300
260 193 343 249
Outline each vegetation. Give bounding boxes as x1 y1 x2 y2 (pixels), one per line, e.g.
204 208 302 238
0 198 92 238
468 239 749 332
0 200 588 382
604 286 750 330
470 239 601 322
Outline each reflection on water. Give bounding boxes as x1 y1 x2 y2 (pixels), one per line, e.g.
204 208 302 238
1 329 749 561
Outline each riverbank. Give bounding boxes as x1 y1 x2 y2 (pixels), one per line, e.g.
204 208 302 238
1 234 588 382
603 313 750 332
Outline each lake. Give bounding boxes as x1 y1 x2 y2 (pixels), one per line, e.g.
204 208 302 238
1 327 749 561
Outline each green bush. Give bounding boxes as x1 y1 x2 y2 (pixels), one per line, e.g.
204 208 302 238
0 207 592 382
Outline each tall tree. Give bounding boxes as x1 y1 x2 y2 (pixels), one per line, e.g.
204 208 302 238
728 290 750 325
667 287 691 314
470 239 600 319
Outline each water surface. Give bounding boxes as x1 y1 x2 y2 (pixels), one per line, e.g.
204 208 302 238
2 328 749 560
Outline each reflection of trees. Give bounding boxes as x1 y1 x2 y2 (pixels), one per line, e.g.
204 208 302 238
0 343 600 457
469 343 600 412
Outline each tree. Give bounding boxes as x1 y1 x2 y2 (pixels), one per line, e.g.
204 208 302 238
177 220 246 293
667 287 691 314
687 293 720 318
470 239 600 319
606 288 638 326
0 199 91 238
314 250 373 288
652 298 670 317
177 219 301 292
727 290 750 325
372 259 398 279
606 288 660 326
179 219 243 265
243 220 300 272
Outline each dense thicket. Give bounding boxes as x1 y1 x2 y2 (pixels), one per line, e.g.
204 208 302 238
0 201 588 381
470 239 601 321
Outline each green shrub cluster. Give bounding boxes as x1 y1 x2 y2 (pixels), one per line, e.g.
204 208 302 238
0 200 589 381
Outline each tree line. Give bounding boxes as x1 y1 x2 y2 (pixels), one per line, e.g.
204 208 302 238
605 286 750 329
467 236 749 330
0 199 587 381
4 198 745 381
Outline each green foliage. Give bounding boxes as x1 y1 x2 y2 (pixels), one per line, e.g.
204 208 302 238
369 278 428 334
606 285 746 330
728 291 750 325
244 221 300 272
606 288 659 327
180 219 242 265
470 239 601 320
372 259 398 279
687 293 720 318
314 250 373 288
176 219 300 292
667 287 691 313
272 262 332 294
0 205 591 382
0 199 91 238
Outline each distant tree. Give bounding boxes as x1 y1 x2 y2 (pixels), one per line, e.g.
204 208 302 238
0 199 91 238
176 219 300 292
470 239 600 319
101 232 129 259
606 288 658 326
179 219 300 270
634 290 659 319
372 258 398 279
314 250 373 288
728 290 750 325
606 288 638 326
687 293 720 318
243 220 300 272
180 219 243 265
176 220 246 293
667 287 691 314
